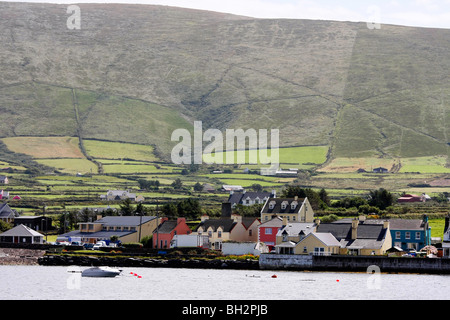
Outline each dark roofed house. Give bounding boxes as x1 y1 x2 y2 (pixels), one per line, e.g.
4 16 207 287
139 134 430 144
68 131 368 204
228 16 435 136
195 203 260 250
261 196 315 223
316 217 392 255
373 167 388 173
0 203 19 224
0 176 9 184
13 216 53 232
153 217 192 249
228 189 276 208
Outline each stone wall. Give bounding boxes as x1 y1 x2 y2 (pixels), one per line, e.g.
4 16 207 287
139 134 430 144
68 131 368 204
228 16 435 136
0 248 46 265
259 254 450 274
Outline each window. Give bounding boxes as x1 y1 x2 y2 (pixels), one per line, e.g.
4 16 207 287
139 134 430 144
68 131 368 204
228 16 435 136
395 232 401 239
265 228 272 235
303 246 307 253
415 232 421 240
208 231 212 237
218 231 222 238
249 229 252 236
405 232 411 240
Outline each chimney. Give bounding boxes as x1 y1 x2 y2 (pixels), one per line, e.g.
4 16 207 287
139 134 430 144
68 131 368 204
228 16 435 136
444 215 450 234
383 220 390 230
201 215 209 222
221 202 232 218
282 216 288 227
272 190 277 198
232 214 242 223
359 215 366 222
294 196 298 201
351 218 358 240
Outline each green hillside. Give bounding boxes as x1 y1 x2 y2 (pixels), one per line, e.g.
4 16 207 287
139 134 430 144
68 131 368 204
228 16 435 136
0 2 448 162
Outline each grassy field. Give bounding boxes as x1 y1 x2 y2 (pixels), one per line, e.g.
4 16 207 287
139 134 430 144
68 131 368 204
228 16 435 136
203 146 328 168
84 140 157 162
36 159 98 175
2 136 84 159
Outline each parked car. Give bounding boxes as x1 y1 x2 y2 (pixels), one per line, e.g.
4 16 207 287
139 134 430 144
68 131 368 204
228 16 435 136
93 241 107 250
83 243 94 250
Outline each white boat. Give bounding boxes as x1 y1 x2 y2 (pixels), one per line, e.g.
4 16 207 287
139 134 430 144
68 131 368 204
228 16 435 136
81 266 122 278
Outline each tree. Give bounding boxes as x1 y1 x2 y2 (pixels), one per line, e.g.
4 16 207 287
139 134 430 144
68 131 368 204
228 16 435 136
0 220 12 232
172 178 183 190
368 188 394 210
177 198 202 220
319 188 330 207
194 182 203 192
119 198 135 216
250 184 263 192
162 203 178 217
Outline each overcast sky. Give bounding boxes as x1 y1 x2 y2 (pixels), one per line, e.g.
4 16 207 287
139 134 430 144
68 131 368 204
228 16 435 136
4 0 450 29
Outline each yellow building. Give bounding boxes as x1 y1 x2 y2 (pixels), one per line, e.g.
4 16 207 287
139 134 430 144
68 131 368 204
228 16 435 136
294 232 341 255
63 215 160 244
261 197 314 223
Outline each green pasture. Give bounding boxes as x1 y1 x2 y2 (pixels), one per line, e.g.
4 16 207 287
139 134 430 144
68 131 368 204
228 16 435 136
203 146 328 167
84 140 157 162
36 159 97 175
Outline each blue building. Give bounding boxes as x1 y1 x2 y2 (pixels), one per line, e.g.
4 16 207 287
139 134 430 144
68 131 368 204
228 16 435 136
389 216 431 251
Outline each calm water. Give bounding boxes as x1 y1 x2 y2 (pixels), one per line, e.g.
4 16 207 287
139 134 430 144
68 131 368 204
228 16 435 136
0 266 449 300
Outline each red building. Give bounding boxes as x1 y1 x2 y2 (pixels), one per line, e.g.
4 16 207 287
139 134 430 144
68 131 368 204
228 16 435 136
397 194 424 203
258 216 284 251
153 217 192 249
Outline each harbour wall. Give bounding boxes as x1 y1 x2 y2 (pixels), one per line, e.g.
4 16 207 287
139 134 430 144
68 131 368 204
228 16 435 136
259 254 450 274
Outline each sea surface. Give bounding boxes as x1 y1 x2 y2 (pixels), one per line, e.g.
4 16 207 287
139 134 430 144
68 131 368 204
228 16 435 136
0 266 449 300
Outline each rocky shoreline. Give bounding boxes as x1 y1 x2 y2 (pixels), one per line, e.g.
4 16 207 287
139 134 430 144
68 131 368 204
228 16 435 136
38 254 260 270
0 248 46 266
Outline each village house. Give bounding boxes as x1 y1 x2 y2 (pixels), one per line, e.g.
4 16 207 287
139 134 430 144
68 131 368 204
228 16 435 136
0 224 44 244
228 189 276 208
100 190 145 202
153 217 192 249
58 215 159 244
397 194 430 203
0 176 9 185
258 216 284 251
276 219 317 245
193 203 260 251
316 217 392 256
260 196 315 223
0 203 19 224
13 216 53 232
291 232 341 256
373 167 388 173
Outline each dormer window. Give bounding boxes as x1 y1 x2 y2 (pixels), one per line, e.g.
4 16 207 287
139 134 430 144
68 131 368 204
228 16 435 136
291 201 298 210
269 201 276 210
281 201 289 210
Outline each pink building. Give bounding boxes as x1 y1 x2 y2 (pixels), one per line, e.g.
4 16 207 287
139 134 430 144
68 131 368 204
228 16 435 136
258 216 284 252
153 217 192 249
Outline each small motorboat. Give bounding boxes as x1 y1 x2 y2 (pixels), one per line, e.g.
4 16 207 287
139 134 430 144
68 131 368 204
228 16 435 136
81 266 122 278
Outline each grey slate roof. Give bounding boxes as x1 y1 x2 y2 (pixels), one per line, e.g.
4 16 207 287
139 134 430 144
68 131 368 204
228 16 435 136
0 224 43 237
196 219 237 233
261 198 305 215
228 191 273 206
317 223 387 241
277 222 316 237
0 203 18 218
156 220 178 234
